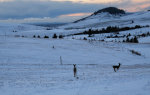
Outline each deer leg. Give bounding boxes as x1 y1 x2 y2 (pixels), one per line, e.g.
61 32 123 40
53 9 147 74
74 71 76 77
114 68 116 72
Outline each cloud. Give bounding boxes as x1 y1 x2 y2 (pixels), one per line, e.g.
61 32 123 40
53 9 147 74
60 13 91 17
52 0 120 4
0 0 13 2
0 15 89 23
0 0 149 23
0 0 107 21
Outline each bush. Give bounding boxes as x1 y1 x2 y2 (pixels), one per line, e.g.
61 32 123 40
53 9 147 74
83 37 87 40
53 34 57 39
128 33 131 37
59 35 63 39
44 35 49 38
13 30 17 32
33 35 36 38
37 35 40 38
130 50 141 56
141 33 146 37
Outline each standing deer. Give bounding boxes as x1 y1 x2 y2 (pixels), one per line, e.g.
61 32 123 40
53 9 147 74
73 64 77 77
113 63 121 72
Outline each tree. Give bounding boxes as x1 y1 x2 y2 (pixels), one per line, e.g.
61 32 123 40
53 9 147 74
133 36 138 43
126 37 130 42
88 29 93 37
53 33 57 39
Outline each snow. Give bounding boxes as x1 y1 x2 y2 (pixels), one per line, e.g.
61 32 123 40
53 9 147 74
58 11 150 30
0 10 150 95
0 35 150 95
139 36 150 43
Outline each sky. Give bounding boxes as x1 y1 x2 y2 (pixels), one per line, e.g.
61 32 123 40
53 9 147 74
0 0 150 23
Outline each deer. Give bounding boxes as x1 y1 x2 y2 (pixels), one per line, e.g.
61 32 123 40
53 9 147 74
113 63 121 72
73 64 77 77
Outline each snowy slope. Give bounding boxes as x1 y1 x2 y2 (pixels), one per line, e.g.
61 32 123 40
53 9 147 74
0 36 150 95
0 22 44 36
58 11 150 30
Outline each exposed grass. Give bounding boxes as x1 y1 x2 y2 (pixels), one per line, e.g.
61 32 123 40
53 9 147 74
130 50 141 56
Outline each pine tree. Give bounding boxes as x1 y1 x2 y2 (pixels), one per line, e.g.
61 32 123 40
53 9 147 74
133 36 138 43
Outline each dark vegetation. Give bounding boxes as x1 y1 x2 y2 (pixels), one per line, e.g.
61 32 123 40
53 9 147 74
68 25 149 37
37 35 40 38
59 35 64 39
84 25 149 35
44 35 49 38
12 30 17 32
124 36 139 43
93 7 125 15
83 37 87 40
53 33 57 39
31 34 64 39
33 35 36 38
129 50 141 56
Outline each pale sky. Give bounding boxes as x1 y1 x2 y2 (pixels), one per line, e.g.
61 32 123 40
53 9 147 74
0 0 149 23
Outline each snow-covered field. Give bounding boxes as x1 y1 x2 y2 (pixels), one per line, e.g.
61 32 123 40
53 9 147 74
0 35 150 95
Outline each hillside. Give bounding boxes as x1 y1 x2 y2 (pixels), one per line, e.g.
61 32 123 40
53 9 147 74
58 7 150 30
74 7 125 23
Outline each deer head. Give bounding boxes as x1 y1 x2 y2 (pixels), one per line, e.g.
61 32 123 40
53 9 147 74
73 64 76 67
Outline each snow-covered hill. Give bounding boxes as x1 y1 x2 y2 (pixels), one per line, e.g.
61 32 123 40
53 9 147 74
58 7 150 30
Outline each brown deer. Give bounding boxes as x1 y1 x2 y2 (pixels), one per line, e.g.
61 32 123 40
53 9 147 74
73 64 77 77
113 63 121 72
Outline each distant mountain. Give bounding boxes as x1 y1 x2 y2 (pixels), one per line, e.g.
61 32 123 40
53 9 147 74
59 7 150 30
28 22 67 27
93 7 125 15
74 7 125 23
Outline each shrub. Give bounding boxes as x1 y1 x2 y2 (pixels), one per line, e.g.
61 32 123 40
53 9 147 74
53 33 57 39
46 28 51 30
125 36 138 43
130 50 141 56
33 35 36 38
44 35 49 38
13 30 17 32
83 37 87 40
128 33 131 36
59 35 63 39
147 32 150 36
37 35 40 38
